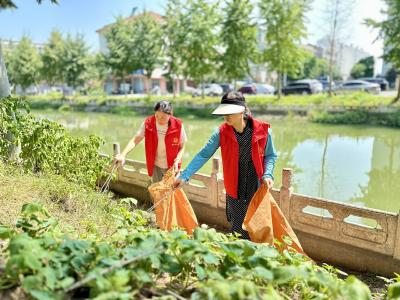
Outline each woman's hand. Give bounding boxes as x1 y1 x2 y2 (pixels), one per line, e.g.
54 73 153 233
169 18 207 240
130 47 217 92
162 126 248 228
173 178 185 189
263 177 274 189
114 153 126 166
173 159 180 175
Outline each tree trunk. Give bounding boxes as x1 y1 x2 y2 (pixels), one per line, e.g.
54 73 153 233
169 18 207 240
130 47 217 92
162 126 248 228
328 0 339 97
319 136 329 198
147 75 152 98
328 48 335 97
201 79 205 100
277 72 282 100
172 76 176 99
393 76 400 104
124 76 128 97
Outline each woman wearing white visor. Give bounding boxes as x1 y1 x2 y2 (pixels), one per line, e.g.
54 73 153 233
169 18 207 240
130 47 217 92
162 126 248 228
173 92 277 239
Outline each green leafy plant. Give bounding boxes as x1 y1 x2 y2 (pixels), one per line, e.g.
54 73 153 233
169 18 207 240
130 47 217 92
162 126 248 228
0 96 109 187
0 204 376 299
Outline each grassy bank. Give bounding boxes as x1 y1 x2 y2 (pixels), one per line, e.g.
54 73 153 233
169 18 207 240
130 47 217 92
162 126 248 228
310 110 400 128
0 163 139 238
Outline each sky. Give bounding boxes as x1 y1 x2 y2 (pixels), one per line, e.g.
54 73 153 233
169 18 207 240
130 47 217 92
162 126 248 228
0 0 165 50
0 0 387 72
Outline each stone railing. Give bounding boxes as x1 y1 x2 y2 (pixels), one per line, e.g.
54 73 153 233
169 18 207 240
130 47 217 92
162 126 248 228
103 143 400 276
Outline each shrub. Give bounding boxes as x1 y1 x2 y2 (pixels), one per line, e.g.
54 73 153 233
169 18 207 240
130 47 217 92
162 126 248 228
0 96 109 187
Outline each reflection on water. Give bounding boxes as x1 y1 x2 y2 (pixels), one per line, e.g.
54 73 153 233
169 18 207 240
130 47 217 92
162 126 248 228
36 110 400 213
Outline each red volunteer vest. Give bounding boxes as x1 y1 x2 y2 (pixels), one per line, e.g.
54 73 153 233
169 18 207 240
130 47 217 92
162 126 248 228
144 115 182 176
219 117 270 199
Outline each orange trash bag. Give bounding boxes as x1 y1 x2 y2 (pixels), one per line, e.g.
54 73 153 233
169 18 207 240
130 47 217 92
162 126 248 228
148 169 198 235
242 184 304 254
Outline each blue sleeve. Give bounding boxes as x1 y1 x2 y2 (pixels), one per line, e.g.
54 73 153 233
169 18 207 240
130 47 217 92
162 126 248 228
179 129 220 181
262 128 278 180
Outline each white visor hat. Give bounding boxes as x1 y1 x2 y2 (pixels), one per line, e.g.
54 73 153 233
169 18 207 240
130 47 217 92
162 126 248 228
212 103 245 115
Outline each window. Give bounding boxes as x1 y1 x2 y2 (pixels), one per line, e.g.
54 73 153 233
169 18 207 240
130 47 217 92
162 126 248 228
151 79 160 89
133 78 144 93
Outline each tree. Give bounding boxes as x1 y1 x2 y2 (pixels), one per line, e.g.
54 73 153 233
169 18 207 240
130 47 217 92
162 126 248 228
0 0 57 9
180 0 220 98
366 0 400 103
0 0 58 96
60 34 89 89
132 12 163 96
289 51 332 80
385 67 398 88
102 17 139 94
350 56 374 79
86 53 108 82
359 56 374 77
321 0 355 95
163 0 186 97
78 53 108 95
220 0 258 88
350 63 366 79
40 30 64 85
302 53 322 79
259 0 310 99
5 36 42 93
0 0 58 95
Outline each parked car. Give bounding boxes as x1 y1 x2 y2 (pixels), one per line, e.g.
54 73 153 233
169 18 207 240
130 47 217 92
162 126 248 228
255 83 275 95
359 77 389 91
183 86 196 94
238 84 257 95
44 86 63 94
281 79 323 95
317 79 336 92
192 84 223 96
218 83 234 93
335 80 381 94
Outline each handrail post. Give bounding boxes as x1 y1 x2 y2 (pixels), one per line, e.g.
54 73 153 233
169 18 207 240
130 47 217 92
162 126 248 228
279 168 293 219
113 143 121 176
210 157 220 208
212 157 220 175
394 211 400 260
113 143 120 156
